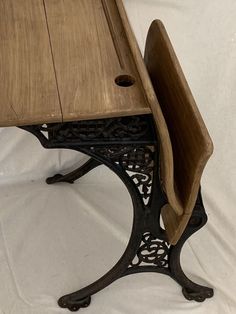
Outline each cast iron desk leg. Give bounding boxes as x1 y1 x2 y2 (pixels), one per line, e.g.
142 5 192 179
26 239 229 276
46 158 101 184
19 115 213 312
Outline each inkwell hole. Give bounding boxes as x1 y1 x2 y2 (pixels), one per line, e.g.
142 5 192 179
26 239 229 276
115 75 135 87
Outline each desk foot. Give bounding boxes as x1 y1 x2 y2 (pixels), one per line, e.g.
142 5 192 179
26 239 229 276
58 295 91 312
182 287 214 302
46 158 101 184
56 203 213 312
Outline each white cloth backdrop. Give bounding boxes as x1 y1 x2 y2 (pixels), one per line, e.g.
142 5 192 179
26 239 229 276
0 0 235 313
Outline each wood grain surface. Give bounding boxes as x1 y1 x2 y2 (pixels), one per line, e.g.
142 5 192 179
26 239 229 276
0 0 151 126
0 0 61 126
145 20 213 244
42 0 151 122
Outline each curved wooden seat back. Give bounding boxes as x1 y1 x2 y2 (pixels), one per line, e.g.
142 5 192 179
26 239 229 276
114 4 212 244
144 20 213 244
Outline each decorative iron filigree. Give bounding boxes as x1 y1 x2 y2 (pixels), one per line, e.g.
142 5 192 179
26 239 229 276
19 115 214 312
40 115 155 143
130 232 170 268
20 116 156 206
120 146 154 203
90 145 155 205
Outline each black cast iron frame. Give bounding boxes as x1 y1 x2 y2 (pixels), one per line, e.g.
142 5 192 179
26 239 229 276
19 114 214 312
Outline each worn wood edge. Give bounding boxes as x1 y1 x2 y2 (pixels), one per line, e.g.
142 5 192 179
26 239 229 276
44 107 151 124
116 1 184 216
1 114 63 128
8 109 150 128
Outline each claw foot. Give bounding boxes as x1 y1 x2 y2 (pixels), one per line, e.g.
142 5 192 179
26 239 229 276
46 174 74 185
58 295 91 312
182 287 214 302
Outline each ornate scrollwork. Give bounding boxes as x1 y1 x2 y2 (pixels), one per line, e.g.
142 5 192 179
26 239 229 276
130 232 169 268
20 116 156 205
91 145 155 205
119 146 154 203
39 115 154 143
131 173 152 201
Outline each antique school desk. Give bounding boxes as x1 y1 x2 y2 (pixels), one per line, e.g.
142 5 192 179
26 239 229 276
0 0 214 312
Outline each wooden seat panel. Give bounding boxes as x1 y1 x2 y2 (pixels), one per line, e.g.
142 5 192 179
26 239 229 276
0 0 61 127
144 20 214 244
